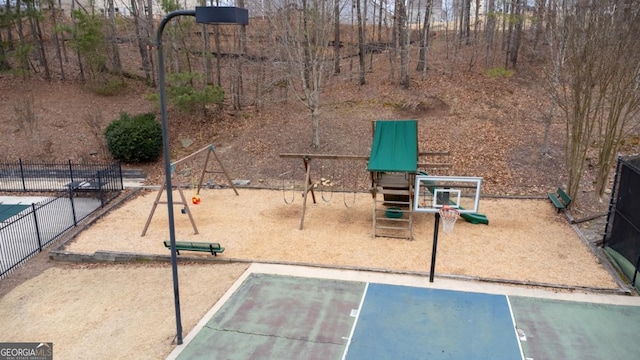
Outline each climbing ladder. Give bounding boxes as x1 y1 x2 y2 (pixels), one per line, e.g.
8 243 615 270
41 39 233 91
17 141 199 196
371 172 414 240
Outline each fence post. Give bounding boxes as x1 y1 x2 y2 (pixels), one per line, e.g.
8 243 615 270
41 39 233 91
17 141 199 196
97 170 105 207
69 185 78 227
68 159 74 185
19 158 26 191
117 161 124 190
31 203 43 251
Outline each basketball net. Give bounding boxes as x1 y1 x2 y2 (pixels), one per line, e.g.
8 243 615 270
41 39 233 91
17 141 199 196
439 205 459 234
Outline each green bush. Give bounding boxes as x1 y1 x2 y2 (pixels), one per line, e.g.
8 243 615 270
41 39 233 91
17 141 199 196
104 112 163 163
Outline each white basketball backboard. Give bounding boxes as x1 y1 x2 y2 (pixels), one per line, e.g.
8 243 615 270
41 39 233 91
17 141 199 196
413 175 482 214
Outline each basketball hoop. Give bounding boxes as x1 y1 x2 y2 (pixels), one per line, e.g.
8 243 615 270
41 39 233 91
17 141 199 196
439 206 459 234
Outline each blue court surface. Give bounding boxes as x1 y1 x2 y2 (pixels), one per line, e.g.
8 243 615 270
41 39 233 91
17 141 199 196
347 283 521 359
168 266 640 360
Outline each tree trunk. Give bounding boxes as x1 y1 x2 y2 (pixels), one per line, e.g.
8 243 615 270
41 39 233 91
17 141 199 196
232 0 247 110
311 98 320 148
200 0 212 84
0 31 10 70
29 5 50 80
509 0 523 68
48 0 65 80
397 0 409 88
3 0 14 49
213 24 221 86
464 0 471 45
356 0 365 85
533 0 545 50
333 0 340 74
417 0 433 75
146 0 155 86
107 0 121 74
377 0 384 42
484 0 496 67
70 0 85 81
302 0 312 88
131 0 152 85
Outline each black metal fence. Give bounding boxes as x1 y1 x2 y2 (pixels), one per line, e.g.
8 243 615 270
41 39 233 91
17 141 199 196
0 160 124 279
0 159 123 206
603 155 640 289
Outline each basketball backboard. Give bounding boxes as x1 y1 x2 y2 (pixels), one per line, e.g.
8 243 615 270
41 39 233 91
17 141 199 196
413 175 482 214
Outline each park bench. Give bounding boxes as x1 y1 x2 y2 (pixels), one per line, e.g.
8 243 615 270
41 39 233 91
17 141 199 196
547 187 572 212
163 240 225 256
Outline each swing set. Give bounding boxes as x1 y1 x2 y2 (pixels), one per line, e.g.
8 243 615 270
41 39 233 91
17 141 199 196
141 144 238 236
279 153 369 230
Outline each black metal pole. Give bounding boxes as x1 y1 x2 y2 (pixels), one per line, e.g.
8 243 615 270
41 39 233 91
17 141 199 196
157 9 196 346
429 213 441 282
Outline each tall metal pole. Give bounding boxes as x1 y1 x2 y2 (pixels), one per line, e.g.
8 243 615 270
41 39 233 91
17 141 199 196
156 6 247 345
156 9 196 345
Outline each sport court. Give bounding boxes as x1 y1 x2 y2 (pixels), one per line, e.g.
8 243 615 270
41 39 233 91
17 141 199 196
168 265 640 360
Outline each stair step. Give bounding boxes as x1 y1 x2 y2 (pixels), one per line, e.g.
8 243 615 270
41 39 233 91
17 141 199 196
375 225 412 231
375 188 411 195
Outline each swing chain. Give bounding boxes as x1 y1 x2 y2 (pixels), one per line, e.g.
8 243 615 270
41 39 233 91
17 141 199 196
342 161 357 208
279 170 295 204
320 164 334 202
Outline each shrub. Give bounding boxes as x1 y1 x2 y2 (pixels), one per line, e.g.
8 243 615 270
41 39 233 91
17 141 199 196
104 112 162 163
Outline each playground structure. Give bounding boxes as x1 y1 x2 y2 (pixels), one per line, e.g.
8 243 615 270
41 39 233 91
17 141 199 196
141 144 238 236
279 119 490 239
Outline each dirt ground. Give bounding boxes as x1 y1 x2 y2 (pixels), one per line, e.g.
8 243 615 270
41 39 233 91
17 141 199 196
63 188 617 289
0 187 623 359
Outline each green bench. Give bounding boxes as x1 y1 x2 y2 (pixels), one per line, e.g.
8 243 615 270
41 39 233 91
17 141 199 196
547 187 572 212
163 241 225 256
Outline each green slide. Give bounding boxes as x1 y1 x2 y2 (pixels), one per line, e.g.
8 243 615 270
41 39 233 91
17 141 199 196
418 171 489 225
460 211 489 225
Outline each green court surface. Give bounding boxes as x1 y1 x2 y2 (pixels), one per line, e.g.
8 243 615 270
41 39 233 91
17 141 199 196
169 270 640 360
0 204 29 222
510 296 640 359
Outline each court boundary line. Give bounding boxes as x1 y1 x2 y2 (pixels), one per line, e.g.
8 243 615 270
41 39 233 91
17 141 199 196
341 282 369 360
247 263 640 306
506 295 526 360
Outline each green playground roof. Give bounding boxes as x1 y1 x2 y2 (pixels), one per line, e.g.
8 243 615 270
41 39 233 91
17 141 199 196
367 120 418 173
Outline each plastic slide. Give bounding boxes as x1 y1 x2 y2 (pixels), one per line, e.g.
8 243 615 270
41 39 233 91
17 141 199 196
459 210 489 225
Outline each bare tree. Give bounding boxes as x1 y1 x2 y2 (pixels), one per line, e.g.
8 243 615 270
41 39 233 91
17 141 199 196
106 0 121 74
508 0 523 68
27 1 50 80
47 0 65 80
484 0 497 67
416 0 433 77
356 0 365 84
131 0 153 85
333 0 340 74
551 0 640 203
268 0 335 147
396 0 410 88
